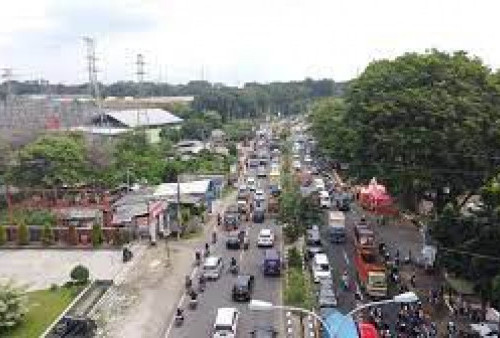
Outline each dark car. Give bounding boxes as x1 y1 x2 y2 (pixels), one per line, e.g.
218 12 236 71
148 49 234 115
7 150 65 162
253 209 265 223
250 325 278 338
226 231 242 249
232 274 254 301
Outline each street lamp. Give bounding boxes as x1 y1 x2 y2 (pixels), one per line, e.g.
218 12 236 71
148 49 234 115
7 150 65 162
334 292 419 337
248 299 334 338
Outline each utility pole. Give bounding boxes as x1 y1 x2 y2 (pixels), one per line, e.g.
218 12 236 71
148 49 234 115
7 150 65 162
136 53 148 130
83 37 103 125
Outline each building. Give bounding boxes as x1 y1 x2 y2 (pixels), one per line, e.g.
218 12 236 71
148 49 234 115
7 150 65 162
154 179 216 212
73 108 183 143
112 189 169 243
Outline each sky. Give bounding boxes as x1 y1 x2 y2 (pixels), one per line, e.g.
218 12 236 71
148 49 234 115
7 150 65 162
0 0 499 85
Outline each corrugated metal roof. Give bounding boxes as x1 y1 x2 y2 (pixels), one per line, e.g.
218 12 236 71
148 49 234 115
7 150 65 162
154 180 211 197
106 109 183 128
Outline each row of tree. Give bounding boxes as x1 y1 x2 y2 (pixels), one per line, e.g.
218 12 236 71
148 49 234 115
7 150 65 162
309 49 500 306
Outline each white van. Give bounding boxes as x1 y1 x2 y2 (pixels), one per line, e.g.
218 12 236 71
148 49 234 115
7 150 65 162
319 190 331 209
312 253 331 283
203 256 223 280
313 178 325 191
213 307 239 338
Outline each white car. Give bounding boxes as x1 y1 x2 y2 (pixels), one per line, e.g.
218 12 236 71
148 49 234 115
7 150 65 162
247 177 257 191
257 229 275 247
313 178 325 191
213 307 239 338
319 190 331 209
312 253 332 283
255 189 266 202
203 256 224 280
292 160 301 170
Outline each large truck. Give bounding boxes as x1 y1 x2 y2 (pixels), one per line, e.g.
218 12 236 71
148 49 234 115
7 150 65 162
354 223 375 255
328 211 346 243
354 251 387 298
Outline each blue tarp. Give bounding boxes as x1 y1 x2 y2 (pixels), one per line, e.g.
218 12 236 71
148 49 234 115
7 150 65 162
322 308 359 338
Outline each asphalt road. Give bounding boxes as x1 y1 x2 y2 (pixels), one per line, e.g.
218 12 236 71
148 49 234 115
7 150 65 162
167 155 284 337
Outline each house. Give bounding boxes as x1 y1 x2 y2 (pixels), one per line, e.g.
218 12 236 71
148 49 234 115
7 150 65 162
76 108 183 143
210 129 227 147
154 179 216 212
112 189 169 243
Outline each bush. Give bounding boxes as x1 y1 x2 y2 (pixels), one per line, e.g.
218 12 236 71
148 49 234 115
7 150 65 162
91 223 103 247
0 226 6 245
70 265 89 285
17 221 29 246
284 268 312 309
0 282 27 331
49 283 58 291
41 223 54 246
287 247 303 270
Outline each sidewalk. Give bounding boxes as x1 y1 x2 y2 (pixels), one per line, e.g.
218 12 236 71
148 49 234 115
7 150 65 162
92 191 236 338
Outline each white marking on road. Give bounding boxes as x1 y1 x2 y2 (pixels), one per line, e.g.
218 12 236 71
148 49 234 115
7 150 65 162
342 249 350 265
164 266 199 337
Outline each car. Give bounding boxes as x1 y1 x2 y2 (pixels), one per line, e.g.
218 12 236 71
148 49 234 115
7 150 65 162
292 160 301 170
247 177 257 191
305 245 325 262
213 307 239 338
319 190 331 209
253 209 265 223
231 274 255 301
257 229 275 247
311 253 331 283
249 325 278 338
255 189 266 201
318 286 338 308
239 229 249 249
226 231 242 249
203 256 224 280
257 165 267 178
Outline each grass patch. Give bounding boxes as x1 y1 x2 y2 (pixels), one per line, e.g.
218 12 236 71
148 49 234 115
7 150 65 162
5 285 83 338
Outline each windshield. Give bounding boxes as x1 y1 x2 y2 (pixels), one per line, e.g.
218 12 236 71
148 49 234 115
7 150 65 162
214 324 233 332
318 264 330 271
369 274 386 287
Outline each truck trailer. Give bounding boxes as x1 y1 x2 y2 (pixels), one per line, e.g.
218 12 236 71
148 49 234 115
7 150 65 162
328 211 346 243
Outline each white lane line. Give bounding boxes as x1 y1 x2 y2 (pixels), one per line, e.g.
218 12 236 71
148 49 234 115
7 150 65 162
164 267 199 337
342 249 350 265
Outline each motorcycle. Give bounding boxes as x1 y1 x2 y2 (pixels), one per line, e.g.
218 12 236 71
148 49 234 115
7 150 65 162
189 296 198 310
229 264 239 275
174 309 184 327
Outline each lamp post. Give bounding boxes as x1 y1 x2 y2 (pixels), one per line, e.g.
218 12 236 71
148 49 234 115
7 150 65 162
248 300 334 338
250 292 419 338
334 291 419 337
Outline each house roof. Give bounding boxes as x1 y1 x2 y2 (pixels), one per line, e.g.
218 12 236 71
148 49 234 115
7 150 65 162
106 108 183 128
69 126 129 135
154 180 211 197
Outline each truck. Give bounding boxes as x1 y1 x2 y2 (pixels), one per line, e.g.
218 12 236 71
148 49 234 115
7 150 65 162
354 251 387 298
354 223 375 255
224 204 241 230
328 211 346 243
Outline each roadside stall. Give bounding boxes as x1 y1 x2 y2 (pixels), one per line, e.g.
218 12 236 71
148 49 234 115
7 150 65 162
359 178 398 216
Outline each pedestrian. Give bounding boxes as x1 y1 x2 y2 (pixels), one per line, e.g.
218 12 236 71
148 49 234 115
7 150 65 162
410 273 416 288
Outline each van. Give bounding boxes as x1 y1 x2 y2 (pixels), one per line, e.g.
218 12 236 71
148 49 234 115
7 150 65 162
203 256 223 280
213 307 239 338
312 253 331 283
263 249 281 276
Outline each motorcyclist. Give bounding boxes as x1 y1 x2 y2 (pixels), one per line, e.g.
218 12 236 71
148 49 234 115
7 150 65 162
212 231 217 244
230 257 237 267
189 289 198 300
185 275 192 290
217 213 221 226
341 270 349 289
195 250 201 265
176 307 184 320
204 243 210 256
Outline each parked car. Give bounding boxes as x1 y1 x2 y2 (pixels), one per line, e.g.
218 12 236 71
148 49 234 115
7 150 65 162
318 286 338 308
311 253 332 283
263 249 281 276
255 189 266 202
232 274 255 302
257 229 275 247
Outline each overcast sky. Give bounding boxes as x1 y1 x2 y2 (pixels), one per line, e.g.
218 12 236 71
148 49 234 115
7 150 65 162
0 0 499 85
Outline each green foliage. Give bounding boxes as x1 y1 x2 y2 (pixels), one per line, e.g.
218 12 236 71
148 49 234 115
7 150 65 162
41 223 53 246
0 283 27 332
284 268 312 309
17 221 29 246
287 247 303 270
91 223 103 247
8 133 87 188
70 265 89 285
0 226 6 245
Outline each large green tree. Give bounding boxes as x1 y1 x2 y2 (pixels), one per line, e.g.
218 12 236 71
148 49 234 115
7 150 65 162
345 50 500 211
8 133 87 187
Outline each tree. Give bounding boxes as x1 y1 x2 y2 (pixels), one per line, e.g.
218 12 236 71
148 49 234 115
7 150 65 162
91 223 103 247
344 50 500 211
70 265 89 284
0 282 27 331
17 221 29 246
7 133 88 188
41 223 54 246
